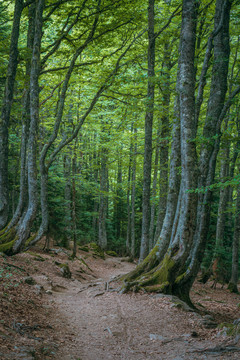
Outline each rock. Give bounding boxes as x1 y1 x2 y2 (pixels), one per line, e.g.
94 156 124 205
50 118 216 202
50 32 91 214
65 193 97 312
24 276 36 285
233 319 240 325
60 263 72 279
149 333 166 341
170 300 194 312
33 284 43 295
46 290 52 295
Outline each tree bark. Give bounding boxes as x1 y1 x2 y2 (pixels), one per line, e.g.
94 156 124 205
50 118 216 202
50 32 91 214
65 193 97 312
126 123 133 255
153 41 171 245
0 0 24 229
98 146 108 250
228 181 240 293
139 0 155 262
131 126 137 258
186 0 231 285
6 2 36 231
13 0 45 253
122 0 198 306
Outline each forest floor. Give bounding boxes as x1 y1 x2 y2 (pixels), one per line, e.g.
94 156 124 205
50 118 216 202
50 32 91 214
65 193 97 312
1 243 240 360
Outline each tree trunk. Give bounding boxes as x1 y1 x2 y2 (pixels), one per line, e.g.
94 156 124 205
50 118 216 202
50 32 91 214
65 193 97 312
228 181 240 293
154 41 171 245
6 2 35 231
71 146 77 258
64 153 72 247
122 0 198 306
131 126 137 258
186 0 231 284
98 145 108 250
114 152 123 240
0 0 24 229
149 144 159 250
139 0 155 262
214 144 230 256
12 0 45 253
126 125 133 255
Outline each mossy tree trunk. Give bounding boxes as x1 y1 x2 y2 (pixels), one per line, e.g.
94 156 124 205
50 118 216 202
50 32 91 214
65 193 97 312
139 0 156 262
0 0 24 229
123 0 233 306
153 40 171 247
123 0 199 304
12 0 45 254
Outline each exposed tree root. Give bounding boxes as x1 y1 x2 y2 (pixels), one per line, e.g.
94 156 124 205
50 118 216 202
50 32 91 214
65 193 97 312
0 233 36 255
0 227 17 245
121 249 195 308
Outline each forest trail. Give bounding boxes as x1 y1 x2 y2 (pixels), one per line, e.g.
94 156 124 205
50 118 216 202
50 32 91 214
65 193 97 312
1 247 240 360
49 252 240 360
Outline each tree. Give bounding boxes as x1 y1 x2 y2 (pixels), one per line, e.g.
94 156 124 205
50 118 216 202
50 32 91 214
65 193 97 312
0 0 24 229
121 0 237 306
139 0 155 262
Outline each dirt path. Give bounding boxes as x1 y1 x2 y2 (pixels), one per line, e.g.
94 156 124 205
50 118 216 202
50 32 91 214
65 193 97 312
2 250 240 359
50 257 240 360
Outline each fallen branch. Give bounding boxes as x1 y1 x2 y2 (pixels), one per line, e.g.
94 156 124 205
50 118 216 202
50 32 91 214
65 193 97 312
189 344 240 354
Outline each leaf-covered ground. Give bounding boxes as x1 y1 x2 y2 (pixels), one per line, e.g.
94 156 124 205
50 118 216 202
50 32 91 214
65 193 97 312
1 243 240 359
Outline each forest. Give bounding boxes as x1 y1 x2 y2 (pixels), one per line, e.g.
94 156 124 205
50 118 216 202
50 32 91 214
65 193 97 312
0 0 240 308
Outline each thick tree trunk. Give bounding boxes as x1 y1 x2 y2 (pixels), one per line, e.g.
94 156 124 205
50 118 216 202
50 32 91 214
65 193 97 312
131 126 137 258
64 153 72 247
214 145 230 256
149 144 159 250
0 0 24 229
71 148 77 258
126 129 133 255
12 0 45 253
6 2 35 231
114 153 123 240
123 0 198 305
228 181 240 293
185 0 231 285
139 0 155 262
154 41 171 245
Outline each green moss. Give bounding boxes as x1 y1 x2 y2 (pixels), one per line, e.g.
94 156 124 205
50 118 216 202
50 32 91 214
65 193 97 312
27 252 45 262
154 253 175 284
122 245 159 284
0 228 16 245
144 282 170 293
175 272 186 284
105 250 118 257
218 322 240 336
0 240 15 253
89 242 105 259
25 235 36 247
79 245 89 252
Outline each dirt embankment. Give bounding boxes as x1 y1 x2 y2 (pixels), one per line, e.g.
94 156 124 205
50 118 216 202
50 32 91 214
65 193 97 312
1 246 240 360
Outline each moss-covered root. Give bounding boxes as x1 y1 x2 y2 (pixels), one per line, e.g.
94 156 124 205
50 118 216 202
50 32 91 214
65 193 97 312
121 245 160 284
0 234 36 255
0 239 15 253
121 252 175 294
0 227 17 245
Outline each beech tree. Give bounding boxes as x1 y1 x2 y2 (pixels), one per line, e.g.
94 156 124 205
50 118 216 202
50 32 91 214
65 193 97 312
0 0 239 299
121 0 240 305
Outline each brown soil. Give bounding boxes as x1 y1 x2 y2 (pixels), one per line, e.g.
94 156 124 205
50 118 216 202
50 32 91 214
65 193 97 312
1 245 240 360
